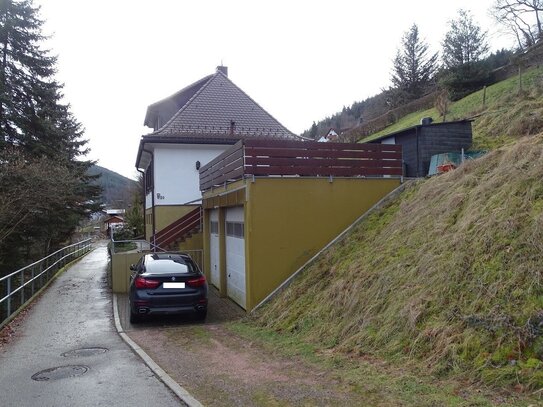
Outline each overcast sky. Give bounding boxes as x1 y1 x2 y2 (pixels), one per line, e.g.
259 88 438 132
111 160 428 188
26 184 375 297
35 0 512 179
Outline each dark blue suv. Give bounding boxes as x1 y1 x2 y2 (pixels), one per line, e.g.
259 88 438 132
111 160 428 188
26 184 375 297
128 252 208 323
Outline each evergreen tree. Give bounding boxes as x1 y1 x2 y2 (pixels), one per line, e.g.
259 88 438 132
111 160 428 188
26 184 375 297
390 23 438 105
0 0 101 271
442 10 489 69
441 10 491 100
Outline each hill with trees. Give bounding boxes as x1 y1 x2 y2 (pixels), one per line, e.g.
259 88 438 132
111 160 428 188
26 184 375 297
87 165 137 207
301 7 520 141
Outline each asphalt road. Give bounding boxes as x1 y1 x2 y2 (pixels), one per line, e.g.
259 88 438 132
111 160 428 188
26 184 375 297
0 242 183 407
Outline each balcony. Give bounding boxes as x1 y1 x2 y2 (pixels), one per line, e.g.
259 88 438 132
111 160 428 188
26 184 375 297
199 139 403 191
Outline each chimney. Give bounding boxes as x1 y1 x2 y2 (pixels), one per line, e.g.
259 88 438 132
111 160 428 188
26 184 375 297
216 65 228 77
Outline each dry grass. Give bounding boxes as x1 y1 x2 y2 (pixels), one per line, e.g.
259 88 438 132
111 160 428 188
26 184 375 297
253 134 543 390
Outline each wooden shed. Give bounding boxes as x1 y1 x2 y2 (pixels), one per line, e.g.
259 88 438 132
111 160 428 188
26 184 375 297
369 120 473 177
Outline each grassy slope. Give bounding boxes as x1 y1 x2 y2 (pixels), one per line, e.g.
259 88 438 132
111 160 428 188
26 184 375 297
364 66 543 151
248 135 543 393
235 70 543 402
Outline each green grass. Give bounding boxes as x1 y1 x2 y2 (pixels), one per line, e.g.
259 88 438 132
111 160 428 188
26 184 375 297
363 66 543 149
245 134 543 400
229 321 533 406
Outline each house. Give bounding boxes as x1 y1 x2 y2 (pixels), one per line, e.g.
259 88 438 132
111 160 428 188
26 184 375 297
135 66 303 250
103 215 125 236
199 139 403 310
318 128 339 142
368 119 473 178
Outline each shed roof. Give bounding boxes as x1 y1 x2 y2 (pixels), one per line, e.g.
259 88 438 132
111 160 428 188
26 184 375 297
367 119 473 143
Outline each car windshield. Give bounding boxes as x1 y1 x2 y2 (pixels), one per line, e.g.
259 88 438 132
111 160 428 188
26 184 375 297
145 256 197 274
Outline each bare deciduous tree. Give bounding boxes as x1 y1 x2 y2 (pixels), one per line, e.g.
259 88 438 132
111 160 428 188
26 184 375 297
492 0 543 50
0 148 79 246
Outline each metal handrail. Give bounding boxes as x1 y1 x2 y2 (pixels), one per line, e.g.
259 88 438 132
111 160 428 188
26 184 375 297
0 239 92 328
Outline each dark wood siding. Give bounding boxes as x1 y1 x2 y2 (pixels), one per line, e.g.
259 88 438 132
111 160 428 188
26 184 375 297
375 121 472 177
418 122 472 177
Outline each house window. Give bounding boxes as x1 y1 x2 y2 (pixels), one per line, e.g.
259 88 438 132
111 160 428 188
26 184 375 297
210 221 219 235
145 161 153 194
226 222 244 238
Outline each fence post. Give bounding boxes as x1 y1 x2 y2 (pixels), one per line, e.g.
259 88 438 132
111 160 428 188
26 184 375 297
6 278 11 318
20 269 24 305
31 265 35 297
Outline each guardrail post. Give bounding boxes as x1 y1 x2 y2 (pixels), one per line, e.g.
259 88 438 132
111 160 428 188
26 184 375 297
20 269 24 305
6 278 11 318
31 265 35 297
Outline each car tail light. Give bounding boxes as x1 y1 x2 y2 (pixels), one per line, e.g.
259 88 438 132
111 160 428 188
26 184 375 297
134 276 160 289
187 275 206 288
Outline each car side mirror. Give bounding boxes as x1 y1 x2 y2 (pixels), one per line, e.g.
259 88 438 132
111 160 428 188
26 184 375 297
129 264 136 271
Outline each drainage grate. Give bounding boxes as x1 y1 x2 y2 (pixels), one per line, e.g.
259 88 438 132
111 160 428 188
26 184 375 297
31 365 89 381
61 347 109 358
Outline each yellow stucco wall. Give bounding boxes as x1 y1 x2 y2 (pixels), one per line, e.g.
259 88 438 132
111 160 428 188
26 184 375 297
145 208 152 241
203 177 401 311
111 252 145 293
244 177 401 310
154 205 198 233
178 231 204 271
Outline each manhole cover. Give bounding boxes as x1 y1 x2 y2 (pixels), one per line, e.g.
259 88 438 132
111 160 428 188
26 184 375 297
61 347 108 357
31 365 89 381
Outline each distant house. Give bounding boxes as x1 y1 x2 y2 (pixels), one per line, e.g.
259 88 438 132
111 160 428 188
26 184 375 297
368 119 473 177
135 66 303 248
103 215 125 235
318 128 339 142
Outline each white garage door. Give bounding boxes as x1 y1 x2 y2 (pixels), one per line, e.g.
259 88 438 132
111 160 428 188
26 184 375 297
225 206 246 309
209 209 220 288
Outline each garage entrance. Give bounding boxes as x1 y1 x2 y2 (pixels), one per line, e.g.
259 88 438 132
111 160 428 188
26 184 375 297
209 209 220 288
225 206 246 309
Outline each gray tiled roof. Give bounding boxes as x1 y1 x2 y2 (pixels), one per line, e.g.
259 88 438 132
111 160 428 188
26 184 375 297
146 70 300 140
144 75 212 129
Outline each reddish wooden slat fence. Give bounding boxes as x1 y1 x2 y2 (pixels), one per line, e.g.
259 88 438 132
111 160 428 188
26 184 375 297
199 139 402 191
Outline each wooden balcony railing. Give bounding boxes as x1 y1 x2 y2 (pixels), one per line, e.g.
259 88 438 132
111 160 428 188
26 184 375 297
199 139 402 191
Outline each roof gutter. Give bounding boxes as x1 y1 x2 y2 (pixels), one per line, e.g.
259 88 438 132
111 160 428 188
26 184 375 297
136 168 146 240
141 147 157 252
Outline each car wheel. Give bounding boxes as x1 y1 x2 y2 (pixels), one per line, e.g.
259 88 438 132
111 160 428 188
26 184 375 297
195 309 207 321
129 309 142 324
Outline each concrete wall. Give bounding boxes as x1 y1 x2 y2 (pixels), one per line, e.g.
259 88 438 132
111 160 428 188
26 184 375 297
245 177 400 310
203 177 400 311
179 232 204 272
111 252 144 294
145 208 152 241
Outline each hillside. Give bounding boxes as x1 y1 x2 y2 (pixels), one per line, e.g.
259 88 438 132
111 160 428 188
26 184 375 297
363 66 543 150
243 70 543 398
250 134 543 393
87 164 137 206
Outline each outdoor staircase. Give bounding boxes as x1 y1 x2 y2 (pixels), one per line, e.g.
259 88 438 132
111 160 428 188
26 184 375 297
151 207 202 251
